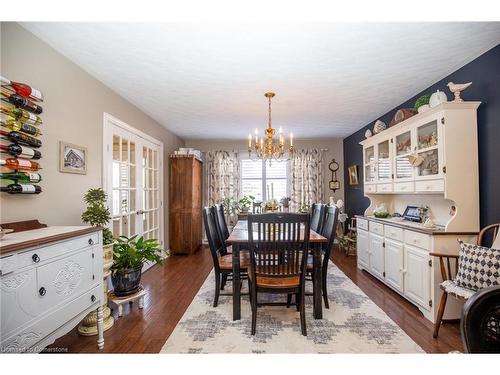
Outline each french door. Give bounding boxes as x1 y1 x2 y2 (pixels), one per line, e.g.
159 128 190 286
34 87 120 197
103 114 164 269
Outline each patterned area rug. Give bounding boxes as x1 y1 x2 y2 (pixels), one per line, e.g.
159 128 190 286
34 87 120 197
161 262 424 353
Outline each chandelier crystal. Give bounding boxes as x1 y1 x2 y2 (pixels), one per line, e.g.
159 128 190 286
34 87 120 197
248 92 294 162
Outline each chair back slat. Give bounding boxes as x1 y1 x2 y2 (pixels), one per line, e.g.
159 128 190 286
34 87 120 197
320 206 339 256
214 203 230 242
248 213 310 278
203 206 226 271
310 203 326 233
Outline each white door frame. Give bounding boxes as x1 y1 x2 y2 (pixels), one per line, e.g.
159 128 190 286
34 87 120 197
102 112 164 250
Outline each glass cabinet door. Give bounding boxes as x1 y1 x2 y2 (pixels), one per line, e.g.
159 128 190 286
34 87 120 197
416 120 440 177
364 145 375 183
394 130 413 180
377 140 391 181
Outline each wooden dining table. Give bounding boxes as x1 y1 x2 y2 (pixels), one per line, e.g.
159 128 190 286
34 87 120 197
226 219 328 321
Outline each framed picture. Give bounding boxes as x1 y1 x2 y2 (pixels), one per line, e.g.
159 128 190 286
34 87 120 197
348 165 359 185
59 141 87 174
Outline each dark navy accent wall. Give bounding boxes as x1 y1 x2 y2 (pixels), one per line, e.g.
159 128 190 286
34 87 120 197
343 44 500 227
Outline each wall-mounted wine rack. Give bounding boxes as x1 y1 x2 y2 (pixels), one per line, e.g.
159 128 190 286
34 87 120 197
0 76 44 194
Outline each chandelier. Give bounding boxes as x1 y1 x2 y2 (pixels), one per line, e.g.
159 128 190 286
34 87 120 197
248 92 293 162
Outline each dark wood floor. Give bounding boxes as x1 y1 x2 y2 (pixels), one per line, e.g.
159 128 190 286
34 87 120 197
48 246 462 353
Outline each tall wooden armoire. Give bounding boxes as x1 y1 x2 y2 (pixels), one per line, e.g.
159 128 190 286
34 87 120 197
169 155 202 255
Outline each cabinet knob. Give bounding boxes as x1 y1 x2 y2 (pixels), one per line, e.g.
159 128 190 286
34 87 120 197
91 295 96 303
39 287 46 296
88 238 94 245
32 254 40 263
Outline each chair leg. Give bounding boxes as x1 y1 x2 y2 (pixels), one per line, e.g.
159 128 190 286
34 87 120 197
213 272 221 307
300 288 307 336
286 294 292 308
221 274 227 290
322 267 329 309
251 285 257 335
295 293 300 312
433 292 448 338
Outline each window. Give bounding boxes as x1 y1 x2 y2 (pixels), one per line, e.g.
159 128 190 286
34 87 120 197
240 158 289 201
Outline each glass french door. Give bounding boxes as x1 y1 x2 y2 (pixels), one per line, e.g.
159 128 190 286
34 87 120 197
103 114 164 267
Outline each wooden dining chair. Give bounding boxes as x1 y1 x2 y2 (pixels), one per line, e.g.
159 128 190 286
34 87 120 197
310 203 326 234
203 206 249 307
430 223 500 338
306 205 339 308
214 203 230 242
247 212 311 336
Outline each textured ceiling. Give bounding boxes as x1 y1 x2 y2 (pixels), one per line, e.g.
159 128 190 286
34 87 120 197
21 22 500 140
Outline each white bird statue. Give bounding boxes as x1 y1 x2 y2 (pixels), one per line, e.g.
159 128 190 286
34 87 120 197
447 82 472 102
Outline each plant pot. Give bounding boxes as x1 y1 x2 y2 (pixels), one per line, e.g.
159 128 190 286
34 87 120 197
111 265 142 297
417 104 430 113
240 206 249 214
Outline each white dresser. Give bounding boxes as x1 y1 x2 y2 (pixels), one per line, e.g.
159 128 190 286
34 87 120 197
0 226 104 353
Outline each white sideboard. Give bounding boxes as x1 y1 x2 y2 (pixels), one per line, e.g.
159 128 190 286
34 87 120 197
356 216 476 322
0 226 104 353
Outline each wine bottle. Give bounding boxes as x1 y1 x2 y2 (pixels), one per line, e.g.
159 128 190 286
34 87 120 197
3 93 43 114
0 105 42 125
1 183 42 194
0 144 42 159
0 157 41 171
0 130 42 148
1 119 42 137
0 76 43 101
0 171 42 183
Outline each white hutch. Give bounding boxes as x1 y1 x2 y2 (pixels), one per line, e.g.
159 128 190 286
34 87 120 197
356 101 481 322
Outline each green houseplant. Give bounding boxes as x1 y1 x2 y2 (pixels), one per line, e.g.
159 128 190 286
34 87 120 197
81 188 114 246
111 235 162 296
414 95 430 113
238 195 255 213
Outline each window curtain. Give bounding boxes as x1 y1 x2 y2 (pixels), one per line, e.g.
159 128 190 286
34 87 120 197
206 150 240 206
290 149 324 211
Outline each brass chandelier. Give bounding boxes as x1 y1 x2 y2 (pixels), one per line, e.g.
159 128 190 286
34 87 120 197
248 92 294 162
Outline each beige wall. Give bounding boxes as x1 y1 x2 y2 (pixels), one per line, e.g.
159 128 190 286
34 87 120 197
185 138 344 203
0 23 184 245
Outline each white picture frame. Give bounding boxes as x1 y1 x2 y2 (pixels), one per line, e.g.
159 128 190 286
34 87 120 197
59 141 87 174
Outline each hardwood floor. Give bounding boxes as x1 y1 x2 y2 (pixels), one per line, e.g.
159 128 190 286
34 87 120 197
48 246 462 353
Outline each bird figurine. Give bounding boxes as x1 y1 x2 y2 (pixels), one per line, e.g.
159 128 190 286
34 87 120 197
447 82 472 102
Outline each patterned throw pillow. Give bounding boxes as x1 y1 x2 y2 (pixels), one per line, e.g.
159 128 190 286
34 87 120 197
455 240 500 291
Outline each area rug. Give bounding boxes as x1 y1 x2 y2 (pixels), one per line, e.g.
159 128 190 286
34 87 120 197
160 262 424 353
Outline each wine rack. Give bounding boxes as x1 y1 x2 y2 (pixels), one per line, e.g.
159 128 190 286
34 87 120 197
0 76 44 194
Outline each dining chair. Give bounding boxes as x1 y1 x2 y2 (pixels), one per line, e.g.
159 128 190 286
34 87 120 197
247 212 311 336
214 203 230 242
307 205 339 309
203 206 249 307
310 203 326 234
461 285 500 353
430 223 500 338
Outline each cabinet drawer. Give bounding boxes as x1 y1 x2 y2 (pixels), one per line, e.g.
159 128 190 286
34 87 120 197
17 232 99 270
404 230 430 250
384 225 403 242
357 218 368 231
376 183 393 193
369 221 384 235
365 184 376 193
1 284 101 352
393 182 414 193
415 179 444 193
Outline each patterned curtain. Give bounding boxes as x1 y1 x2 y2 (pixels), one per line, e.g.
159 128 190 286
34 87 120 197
290 149 324 211
206 150 240 206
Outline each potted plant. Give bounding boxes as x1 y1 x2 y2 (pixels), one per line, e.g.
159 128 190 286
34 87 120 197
222 197 239 225
81 188 114 249
238 195 255 213
111 235 162 296
414 95 431 113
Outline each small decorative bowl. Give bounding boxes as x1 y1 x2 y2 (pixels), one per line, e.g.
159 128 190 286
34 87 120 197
374 211 390 218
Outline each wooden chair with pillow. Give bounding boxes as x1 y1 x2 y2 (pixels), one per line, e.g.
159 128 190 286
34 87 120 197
430 223 500 338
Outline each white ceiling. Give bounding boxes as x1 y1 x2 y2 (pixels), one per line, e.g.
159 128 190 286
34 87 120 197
21 22 500 140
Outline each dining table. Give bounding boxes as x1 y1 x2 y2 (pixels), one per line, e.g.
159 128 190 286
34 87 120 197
226 219 328 321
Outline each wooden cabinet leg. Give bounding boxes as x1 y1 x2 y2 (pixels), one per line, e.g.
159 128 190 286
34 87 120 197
118 304 123 317
96 306 104 350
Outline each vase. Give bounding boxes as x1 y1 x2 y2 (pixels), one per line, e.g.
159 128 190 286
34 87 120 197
78 242 115 336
